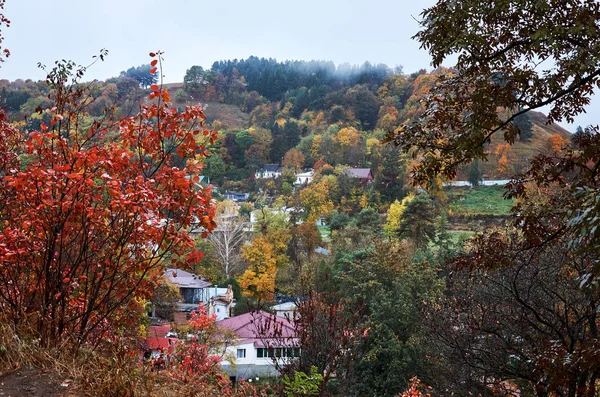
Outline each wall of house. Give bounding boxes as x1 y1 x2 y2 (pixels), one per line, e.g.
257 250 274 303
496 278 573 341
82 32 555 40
220 342 298 380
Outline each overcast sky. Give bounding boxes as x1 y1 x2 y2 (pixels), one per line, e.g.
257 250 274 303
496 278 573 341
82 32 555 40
2 0 597 131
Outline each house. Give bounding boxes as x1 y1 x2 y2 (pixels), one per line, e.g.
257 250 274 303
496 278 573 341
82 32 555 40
293 170 314 186
255 164 282 179
223 191 250 202
217 311 298 380
344 168 374 184
144 336 177 360
207 285 236 321
162 268 234 324
271 301 298 319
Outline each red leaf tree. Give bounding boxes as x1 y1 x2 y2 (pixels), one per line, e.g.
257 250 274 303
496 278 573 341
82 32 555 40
0 53 217 347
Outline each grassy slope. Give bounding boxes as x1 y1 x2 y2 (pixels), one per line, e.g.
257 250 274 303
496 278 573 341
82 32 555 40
162 84 250 131
446 185 514 217
475 111 572 178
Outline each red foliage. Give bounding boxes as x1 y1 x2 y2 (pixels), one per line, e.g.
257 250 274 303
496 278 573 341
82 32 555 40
398 377 430 397
0 53 217 347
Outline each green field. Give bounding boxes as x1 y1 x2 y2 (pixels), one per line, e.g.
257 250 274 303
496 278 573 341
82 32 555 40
446 186 514 217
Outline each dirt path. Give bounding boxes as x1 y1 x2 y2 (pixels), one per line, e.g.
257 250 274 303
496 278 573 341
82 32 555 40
0 368 65 397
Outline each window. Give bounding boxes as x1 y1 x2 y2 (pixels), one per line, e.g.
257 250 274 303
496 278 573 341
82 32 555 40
216 308 220 313
257 347 299 358
237 349 246 358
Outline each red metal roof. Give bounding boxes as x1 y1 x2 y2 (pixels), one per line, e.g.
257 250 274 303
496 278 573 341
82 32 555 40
217 311 295 340
148 325 171 338
145 337 177 353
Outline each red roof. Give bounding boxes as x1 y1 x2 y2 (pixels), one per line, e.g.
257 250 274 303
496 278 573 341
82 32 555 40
145 337 177 353
217 311 295 340
148 325 171 338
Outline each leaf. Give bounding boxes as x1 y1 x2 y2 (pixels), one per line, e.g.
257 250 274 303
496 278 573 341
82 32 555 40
150 84 159 92
149 67 157 74
150 59 158 67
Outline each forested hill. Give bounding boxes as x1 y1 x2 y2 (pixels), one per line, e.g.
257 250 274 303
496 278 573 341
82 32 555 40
1 56 572 187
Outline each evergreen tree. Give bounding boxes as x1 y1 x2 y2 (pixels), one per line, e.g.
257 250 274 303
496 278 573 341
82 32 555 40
467 160 482 187
396 194 437 248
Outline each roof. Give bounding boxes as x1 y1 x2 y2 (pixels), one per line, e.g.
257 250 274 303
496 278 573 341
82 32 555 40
344 168 373 179
295 170 314 178
145 337 177 351
217 311 295 340
263 164 282 173
272 302 298 311
148 325 171 338
164 268 213 289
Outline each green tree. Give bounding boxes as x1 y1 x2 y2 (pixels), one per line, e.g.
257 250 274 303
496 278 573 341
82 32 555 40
120 64 157 88
335 241 444 397
514 112 533 142
396 194 436 248
467 160 482 187
355 207 380 232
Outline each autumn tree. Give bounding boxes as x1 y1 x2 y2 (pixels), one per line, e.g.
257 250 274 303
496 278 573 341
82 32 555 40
390 0 600 184
168 304 258 396
283 148 306 172
383 196 411 236
299 179 335 222
548 133 566 154
238 237 277 302
0 53 216 347
388 0 600 271
151 278 181 321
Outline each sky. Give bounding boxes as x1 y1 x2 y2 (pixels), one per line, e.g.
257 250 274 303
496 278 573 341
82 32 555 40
1 0 597 131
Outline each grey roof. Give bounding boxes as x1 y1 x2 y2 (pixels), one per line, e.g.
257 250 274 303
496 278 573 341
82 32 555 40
344 168 373 179
163 268 213 289
262 164 282 173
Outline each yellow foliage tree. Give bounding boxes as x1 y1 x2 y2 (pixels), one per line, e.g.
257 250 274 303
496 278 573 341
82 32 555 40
336 127 361 147
311 135 323 159
299 180 335 222
383 196 413 236
366 138 380 155
239 237 277 302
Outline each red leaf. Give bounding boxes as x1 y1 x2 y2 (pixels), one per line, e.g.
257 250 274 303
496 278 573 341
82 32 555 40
149 52 156 57
149 67 157 74
150 84 159 92
150 59 158 66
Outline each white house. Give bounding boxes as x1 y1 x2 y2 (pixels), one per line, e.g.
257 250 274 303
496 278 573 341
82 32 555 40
162 269 235 323
217 311 298 380
255 164 283 179
293 170 314 186
271 301 298 319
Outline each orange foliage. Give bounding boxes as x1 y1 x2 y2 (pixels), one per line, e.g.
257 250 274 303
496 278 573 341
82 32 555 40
239 237 277 301
549 133 566 154
283 148 305 171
